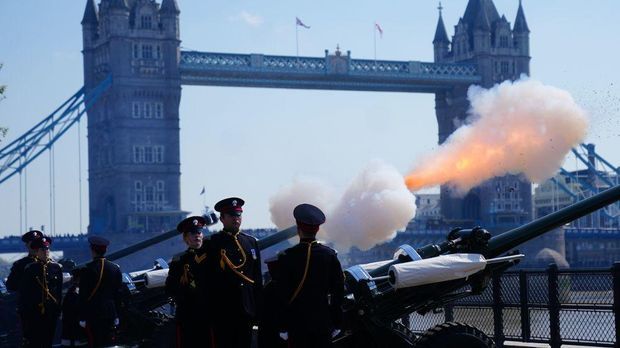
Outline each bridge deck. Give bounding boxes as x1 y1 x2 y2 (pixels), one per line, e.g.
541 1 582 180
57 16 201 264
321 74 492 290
179 51 481 93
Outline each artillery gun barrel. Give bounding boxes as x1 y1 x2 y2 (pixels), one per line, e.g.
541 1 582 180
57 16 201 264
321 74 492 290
106 229 180 262
257 226 297 250
486 184 620 258
369 185 620 277
104 225 298 263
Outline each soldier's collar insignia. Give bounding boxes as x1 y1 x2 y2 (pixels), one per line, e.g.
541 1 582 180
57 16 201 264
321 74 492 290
194 253 207 264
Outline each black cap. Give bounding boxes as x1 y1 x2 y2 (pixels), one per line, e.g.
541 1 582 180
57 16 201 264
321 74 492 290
214 197 244 216
31 236 52 250
177 216 207 234
293 203 326 226
22 230 44 243
88 235 110 247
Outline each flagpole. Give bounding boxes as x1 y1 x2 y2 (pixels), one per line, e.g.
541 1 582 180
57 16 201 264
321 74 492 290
296 20 299 59
373 23 377 69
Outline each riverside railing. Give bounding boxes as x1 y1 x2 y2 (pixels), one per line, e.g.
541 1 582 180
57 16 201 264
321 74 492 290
406 262 620 347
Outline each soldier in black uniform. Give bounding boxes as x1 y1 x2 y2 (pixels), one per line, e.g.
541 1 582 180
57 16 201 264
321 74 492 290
257 256 286 348
6 230 45 292
61 268 87 347
6 230 45 344
165 216 213 348
77 236 122 347
277 204 345 348
207 197 262 347
18 236 63 347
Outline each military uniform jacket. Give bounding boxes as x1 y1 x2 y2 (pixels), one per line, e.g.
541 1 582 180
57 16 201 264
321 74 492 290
6 255 37 292
78 256 122 321
207 231 262 320
279 240 344 334
18 258 63 317
165 244 210 321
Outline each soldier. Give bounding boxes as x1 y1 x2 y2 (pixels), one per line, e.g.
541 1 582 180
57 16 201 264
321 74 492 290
207 197 262 347
61 268 87 347
78 236 122 347
18 236 63 347
6 230 45 292
165 216 213 348
277 204 345 348
257 256 286 348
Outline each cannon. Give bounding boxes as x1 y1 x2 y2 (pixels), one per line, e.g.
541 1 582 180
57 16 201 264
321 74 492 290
338 184 620 347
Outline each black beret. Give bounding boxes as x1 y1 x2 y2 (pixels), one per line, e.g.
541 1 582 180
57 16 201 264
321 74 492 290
177 216 207 234
214 197 244 216
22 230 44 243
31 236 52 250
293 203 326 226
88 235 110 247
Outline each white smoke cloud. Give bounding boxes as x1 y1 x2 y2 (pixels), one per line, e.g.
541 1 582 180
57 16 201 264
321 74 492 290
268 176 336 231
405 78 589 194
269 161 416 252
322 160 416 251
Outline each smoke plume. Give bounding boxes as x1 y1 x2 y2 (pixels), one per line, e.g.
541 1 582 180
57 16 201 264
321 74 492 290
405 78 588 194
269 161 416 251
268 177 336 230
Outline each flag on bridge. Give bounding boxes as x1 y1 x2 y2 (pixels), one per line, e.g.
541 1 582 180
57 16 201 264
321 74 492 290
375 22 383 38
296 17 310 29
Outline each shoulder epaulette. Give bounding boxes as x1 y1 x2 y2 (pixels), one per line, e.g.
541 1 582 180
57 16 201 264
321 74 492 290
239 232 258 241
171 251 184 262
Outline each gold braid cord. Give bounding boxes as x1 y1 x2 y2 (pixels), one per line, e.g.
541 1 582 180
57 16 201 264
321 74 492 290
220 249 255 284
180 264 191 286
35 259 58 314
87 259 105 301
289 241 318 304
219 232 254 284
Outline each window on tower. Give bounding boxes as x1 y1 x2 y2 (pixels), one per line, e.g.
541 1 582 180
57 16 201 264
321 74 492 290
141 16 152 29
501 61 510 74
133 145 165 164
132 102 141 118
144 147 154 163
142 45 153 59
155 102 163 119
499 36 509 48
144 103 152 118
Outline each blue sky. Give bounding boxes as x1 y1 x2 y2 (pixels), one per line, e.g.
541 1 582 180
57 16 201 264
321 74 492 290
0 0 619 237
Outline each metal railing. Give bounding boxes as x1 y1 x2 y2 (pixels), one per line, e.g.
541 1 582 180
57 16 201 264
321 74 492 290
406 263 620 347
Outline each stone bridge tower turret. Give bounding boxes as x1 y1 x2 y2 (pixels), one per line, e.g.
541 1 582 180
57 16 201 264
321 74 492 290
433 0 532 232
82 0 185 235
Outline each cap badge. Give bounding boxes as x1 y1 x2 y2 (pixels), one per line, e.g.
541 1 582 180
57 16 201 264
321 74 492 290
193 219 198 226
232 200 237 206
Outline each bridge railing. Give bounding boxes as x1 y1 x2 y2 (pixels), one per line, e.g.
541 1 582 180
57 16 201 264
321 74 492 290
179 50 479 79
405 263 620 347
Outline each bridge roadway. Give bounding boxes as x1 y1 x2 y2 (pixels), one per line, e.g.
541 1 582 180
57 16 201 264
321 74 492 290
179 50 481 93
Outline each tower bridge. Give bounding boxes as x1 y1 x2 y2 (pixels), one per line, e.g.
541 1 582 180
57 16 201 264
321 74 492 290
79 0 532 236
2 0 532 236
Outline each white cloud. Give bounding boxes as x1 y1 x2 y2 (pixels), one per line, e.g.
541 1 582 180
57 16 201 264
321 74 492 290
229 11 264 27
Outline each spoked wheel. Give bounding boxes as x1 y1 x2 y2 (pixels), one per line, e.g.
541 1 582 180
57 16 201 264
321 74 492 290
414 322 495 348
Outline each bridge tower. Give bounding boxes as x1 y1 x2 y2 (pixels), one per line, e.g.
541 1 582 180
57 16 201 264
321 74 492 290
433 0 532 231
82 0 185 235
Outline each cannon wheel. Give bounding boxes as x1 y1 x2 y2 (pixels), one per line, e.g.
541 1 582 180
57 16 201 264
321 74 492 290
413 322 495 348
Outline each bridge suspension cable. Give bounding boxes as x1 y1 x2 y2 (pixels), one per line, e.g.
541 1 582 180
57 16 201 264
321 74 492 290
0 76 111 186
